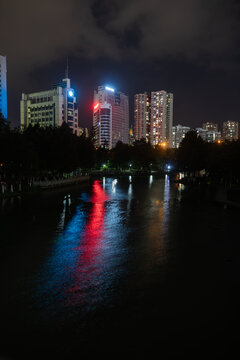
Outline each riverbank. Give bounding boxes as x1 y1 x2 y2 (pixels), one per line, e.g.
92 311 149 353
176 176 240 209
0 175 90 199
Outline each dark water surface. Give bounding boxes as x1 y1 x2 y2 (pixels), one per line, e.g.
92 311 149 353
0 177 240 359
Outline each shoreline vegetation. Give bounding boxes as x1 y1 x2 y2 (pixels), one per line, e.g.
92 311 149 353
1 115 240 208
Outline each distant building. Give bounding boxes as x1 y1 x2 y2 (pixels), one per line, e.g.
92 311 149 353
223 121 239 141
93 85 129 148
79 127 89 137
203 122 218 132
129 126 134 145
172 124 190 148
134 92 150 142
196 128 207 141
20 76 79 135
0 55 7 120
150 90 173 146
205 131 221 143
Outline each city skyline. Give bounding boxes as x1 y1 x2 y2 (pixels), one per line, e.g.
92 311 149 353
1 59 239 146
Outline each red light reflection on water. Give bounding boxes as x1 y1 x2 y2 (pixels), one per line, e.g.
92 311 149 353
65 180 109 306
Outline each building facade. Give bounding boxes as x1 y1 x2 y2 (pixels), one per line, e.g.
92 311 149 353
0 55 7 120
196 128 207 141
150 90 173 146
203 122 218 132
20 77 79 134
172 124 190 148
79 127 89 137
205 131 221 142
93 102 112 149
93 85 129 148
222 121 239 141
134 92 150 142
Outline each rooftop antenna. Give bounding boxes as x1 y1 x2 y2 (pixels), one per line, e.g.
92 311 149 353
65 56 69 79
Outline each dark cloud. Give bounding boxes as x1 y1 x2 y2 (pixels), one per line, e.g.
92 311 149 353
0 0 240 128
1 0 239 72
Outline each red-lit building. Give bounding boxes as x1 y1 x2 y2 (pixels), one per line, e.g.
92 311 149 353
93 85 129 148
93 102 112 149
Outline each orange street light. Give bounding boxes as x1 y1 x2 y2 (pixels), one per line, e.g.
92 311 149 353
159 142 167 148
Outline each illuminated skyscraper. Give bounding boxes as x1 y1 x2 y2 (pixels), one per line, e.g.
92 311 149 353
93 85 129 148
20 76 79 134
93 102 112 149
150 90 173 146
223 121 239 141
134 92 150 142
0 55 7 120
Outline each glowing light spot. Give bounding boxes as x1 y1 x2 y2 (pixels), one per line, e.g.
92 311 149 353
105 86 115 92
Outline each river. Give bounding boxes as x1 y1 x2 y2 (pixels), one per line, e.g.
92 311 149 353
0 176 239 359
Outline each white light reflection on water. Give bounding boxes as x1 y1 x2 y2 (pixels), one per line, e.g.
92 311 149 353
112 179 118 193
149 175 153 188
163 175 170 223
127 183 133 213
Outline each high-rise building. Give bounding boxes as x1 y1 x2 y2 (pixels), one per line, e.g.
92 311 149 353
93 85 129 148
223 121 239 141
20 76 79 135
203 122 218 132
150 90 173 146
172 125 190 148
93 102 112 149
0 55 7 120
205 131 221 143
134 92 150 142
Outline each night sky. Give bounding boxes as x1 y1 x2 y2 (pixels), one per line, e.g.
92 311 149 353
1 0 240 130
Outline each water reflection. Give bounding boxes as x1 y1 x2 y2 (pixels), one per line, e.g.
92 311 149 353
149 175 153 188
31 177 174 317
164 175 170 222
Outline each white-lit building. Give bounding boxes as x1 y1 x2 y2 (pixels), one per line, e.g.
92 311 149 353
0 55 7 120
205 131 221 142
172 124 190 148
93 102 112 149
223 121 239 141
150 90 173 146
134 92 150 142
20 76 79 135
93 85 129 148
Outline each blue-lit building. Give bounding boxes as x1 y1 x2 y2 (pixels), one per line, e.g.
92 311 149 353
0 55 7 120
20 76 79 135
